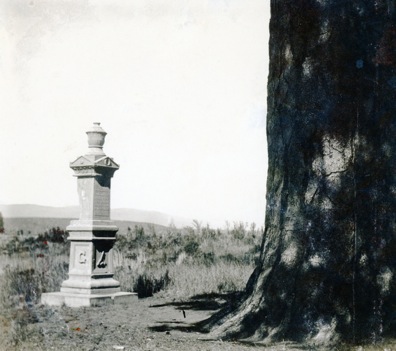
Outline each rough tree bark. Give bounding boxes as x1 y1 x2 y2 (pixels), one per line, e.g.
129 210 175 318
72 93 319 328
204 0 396 345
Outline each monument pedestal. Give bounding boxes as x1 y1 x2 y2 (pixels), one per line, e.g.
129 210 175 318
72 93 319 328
42 123 136 307
41 291 136 308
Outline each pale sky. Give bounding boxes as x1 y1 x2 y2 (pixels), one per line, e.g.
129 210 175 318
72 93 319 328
0 0 270 227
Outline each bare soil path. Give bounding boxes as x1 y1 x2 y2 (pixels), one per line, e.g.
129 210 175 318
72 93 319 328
9 293 306 351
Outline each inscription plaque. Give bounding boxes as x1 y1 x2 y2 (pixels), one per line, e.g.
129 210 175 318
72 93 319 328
93 185 110 219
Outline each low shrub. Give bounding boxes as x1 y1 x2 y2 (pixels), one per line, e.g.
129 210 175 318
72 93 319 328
183 240 200 256
134 270 171 298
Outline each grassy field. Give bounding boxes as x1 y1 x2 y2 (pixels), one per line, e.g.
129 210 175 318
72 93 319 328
2 221 394 350
0 219 262 348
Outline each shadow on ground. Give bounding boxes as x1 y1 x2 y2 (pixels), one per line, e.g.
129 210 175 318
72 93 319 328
147 293 310 350
148 291 244 334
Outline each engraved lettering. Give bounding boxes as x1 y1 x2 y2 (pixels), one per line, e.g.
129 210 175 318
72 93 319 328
93 185 110 219
79 251 87 264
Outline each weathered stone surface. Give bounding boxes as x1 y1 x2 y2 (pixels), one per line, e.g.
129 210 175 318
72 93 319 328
206 0 396 345
41 292 137 308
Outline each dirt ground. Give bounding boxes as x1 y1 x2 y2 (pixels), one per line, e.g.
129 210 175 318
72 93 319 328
8 294 307 351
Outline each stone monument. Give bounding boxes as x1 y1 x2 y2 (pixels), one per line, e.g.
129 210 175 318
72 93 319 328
42 122 136 307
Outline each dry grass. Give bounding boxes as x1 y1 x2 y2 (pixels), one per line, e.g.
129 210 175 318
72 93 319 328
112 222 261 298
0 244 68 348
161 261 253 298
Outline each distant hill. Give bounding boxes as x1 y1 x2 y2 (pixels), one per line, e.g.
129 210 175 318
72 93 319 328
2 217 169 236
0 204 193 228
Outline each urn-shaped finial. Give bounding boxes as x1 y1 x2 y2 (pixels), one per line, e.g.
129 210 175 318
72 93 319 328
86 122 107 155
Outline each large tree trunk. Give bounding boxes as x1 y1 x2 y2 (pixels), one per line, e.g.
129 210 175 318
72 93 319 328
206 0 396 345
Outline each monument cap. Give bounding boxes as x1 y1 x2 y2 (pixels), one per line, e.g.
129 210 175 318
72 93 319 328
86 122 107 155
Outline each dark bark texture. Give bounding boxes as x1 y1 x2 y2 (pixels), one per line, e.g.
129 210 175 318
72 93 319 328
206 0 396 345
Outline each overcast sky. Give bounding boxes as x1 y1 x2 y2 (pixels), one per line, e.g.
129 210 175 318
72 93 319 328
0 0 270 227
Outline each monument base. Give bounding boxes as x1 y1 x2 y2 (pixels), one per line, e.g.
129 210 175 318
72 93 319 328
41 291 137 308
